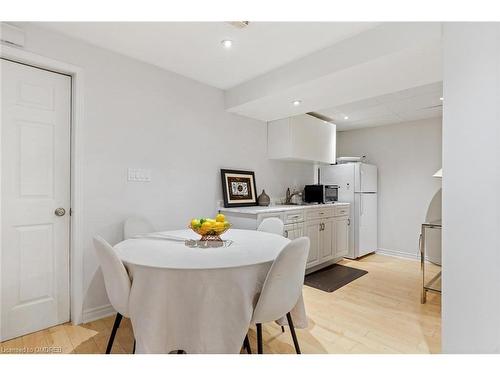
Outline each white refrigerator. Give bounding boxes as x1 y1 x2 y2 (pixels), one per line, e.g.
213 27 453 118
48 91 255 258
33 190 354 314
320 163 378 259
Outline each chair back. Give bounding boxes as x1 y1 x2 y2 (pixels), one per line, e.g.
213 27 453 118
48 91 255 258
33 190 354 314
124 216 155 239
252 237 310 323
257 217 284 236
93 236 131 316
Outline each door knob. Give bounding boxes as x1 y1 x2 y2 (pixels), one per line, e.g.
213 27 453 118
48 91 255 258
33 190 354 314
54 207 66 217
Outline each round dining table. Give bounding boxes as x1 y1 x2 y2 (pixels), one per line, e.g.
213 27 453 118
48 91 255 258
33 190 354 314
114 228 307 354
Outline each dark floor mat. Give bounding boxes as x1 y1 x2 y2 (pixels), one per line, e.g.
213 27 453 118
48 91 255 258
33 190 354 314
305 264 368 292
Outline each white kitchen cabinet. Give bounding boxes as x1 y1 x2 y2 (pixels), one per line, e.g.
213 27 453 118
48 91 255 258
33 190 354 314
304 216 335 268
321 218 334 260
304 219 321 268
219 203 350 272
267 114 336 164
335 216 349 258
284 223 304 241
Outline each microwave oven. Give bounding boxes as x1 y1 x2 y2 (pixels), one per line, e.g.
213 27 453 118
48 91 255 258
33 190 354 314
303 184 339 204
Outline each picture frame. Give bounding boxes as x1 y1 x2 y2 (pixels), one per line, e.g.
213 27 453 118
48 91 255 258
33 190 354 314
220 169 258 208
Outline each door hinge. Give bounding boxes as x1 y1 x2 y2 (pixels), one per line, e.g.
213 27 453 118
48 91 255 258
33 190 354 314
69 208 73 216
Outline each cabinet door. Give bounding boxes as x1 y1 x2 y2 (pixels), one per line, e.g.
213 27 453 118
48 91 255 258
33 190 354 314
291 115 336 164
304 220 321 268
320 218 334 261
267 118 291 159
335 216 349 258
284 224 303 240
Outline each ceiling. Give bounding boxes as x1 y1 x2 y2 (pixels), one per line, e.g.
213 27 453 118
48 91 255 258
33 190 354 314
318 82 443 131
38 22 378 89
223 23 443 124
34 22 443 130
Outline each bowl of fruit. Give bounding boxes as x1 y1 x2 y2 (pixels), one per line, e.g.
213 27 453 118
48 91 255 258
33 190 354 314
189 213 231 242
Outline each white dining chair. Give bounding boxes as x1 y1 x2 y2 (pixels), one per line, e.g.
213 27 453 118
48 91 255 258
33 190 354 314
256 217 287 335
124 216 155 239
257 217 284 236
93 236 134 354
248 237 310 354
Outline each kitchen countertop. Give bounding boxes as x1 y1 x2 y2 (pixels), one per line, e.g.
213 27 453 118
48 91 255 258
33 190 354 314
219 202 349 215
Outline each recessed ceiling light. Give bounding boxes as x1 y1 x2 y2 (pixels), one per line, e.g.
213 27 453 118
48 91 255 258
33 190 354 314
292 100 302 106
440 97 444 101
221 40 233 49
344 116 349 120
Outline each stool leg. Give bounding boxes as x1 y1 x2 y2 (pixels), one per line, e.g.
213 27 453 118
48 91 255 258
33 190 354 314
256 323 263 354
106 313 123 354
286 312 301 354
243 334 252 354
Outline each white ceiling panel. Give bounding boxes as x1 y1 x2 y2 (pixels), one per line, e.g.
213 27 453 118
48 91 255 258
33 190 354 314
398 106 443 122
318 82 443 130
36 22 378 89
377 81 442 103
334 97 382 112
384 93 441 114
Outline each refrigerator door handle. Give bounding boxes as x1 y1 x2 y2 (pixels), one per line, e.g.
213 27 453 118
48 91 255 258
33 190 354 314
359 167 362 192
360 194 363 216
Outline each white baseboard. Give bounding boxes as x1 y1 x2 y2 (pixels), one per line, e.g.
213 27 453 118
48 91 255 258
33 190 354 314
376 248 420 261
82 304 116 323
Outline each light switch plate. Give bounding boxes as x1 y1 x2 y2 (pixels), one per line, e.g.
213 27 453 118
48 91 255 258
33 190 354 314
128 168 151 182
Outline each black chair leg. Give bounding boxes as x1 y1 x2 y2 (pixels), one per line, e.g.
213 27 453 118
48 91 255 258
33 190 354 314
286 312 301 354
256 323 263 354
243 334 252 354
281 326 285 333
106 313 123 354
132 339 136 354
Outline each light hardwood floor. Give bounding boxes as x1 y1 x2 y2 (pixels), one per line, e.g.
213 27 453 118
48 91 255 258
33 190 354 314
0 254 441 354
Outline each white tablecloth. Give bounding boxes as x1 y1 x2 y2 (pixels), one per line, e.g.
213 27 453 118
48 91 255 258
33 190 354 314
114 229 307 354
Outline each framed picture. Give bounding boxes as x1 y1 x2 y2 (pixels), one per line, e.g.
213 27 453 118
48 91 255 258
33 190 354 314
220 169 258 208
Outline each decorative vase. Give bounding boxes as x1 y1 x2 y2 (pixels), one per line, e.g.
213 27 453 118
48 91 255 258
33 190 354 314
257 190 270 206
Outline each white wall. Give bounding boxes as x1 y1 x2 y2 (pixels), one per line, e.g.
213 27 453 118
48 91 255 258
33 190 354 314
12 23 314 318
442 23 500 353
337 118 442 258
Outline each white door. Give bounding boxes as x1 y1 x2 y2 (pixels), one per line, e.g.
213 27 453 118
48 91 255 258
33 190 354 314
284 223 303 241
304 220 321 268
355 193 378 257
354 163 378 193
320 218 334 261
1 59 71 341
334 216 349 258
